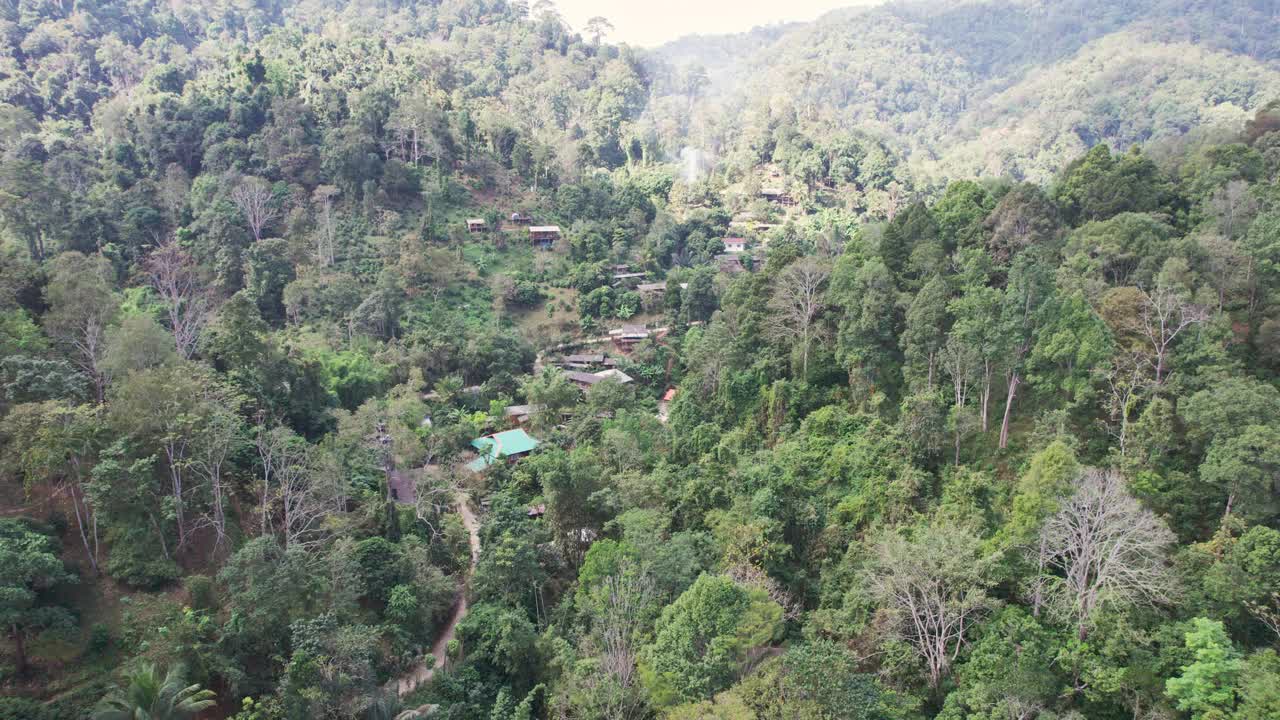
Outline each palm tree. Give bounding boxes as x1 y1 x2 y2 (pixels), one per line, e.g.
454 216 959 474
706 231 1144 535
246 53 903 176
92 663 217 720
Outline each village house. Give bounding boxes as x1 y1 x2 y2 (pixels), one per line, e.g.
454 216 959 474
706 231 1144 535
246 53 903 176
529 225 560 248
611 271 647 287
723 237 747 253
658 387 676 423
565 370 604 390
761 188 796 206
564 367 634 391
466 428 540 472
610 324 650 349
503 404 540 427
557 353 606 370
594 368 634 384
510 212 533 225
466 218 487 233
636 281 666 295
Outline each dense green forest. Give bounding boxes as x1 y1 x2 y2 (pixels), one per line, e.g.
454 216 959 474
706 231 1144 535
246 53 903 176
2 0 1280 719
652 0 1280 186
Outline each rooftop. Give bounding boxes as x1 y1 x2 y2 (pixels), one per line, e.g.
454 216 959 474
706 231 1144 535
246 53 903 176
565 370 603 385
467 428 540 471
529 225 561 233
594 368 634 384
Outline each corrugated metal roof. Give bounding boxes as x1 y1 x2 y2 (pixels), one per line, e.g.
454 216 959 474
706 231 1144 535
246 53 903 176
469 428 540 470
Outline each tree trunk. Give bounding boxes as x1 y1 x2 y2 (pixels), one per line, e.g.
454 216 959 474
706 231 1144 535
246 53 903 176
980 361 992 432
999 371 1019 449
11 625 26 675
69 484 97 574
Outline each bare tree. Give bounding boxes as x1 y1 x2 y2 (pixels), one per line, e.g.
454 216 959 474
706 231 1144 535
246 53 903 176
727 562 801 620
145 240 214 359
188 403 243 556
863 523 999 690
312 185 339 266
576 560 655 720
230 175 279 241
1032 468 1176 640
1209 179 1258 239
766 257 830 377
1138 285 1208 385
280 449 331 552
412 466 456 544
941 337 980 462
256 425 332 549
44 254 116 404
1097 350 1147 457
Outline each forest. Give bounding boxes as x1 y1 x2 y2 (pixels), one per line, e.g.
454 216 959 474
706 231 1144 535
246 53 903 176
1 0 1280 719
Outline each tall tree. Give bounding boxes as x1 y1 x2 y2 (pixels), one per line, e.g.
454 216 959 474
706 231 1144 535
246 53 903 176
1137 282 1208 385
863 522 998 691
766 257 830 378
229 175 278 242
901 275 949 393
44 252 118 404
145 240 214 360
0 519 76 675
1032 468 1175 639
996 252 1053 449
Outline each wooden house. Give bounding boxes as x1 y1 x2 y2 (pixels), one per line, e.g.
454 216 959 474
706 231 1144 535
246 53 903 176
760 188 796 206
503 404 541 427
529 225 560 248
610 324 650 349
612 271 647 287
565 371 604 390
466 218 488 233
723 237 747 253
558 353 605 370
510 212 533 225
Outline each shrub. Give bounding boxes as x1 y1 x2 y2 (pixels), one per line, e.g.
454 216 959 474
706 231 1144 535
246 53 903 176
185 575 218 611
86 623 113 655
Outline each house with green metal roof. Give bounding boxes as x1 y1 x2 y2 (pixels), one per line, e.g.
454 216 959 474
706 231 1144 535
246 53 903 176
466 428 540 472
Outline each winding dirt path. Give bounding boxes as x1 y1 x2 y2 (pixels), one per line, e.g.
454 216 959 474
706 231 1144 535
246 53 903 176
395 490 481 697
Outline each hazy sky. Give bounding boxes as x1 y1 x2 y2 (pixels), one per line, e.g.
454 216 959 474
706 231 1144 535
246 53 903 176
553 0 874 48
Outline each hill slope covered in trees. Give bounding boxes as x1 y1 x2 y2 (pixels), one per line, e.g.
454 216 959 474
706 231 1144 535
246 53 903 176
2 1 1280 720
648 0 1280 185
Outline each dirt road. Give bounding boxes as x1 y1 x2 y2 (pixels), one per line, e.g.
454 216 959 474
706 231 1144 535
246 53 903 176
394 490 481 697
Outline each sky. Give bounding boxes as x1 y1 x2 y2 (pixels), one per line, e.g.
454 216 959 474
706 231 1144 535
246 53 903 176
552 0 876 48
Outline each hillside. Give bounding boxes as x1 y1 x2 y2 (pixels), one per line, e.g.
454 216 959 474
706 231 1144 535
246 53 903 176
3 1 1280 720
649 0 1280 184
